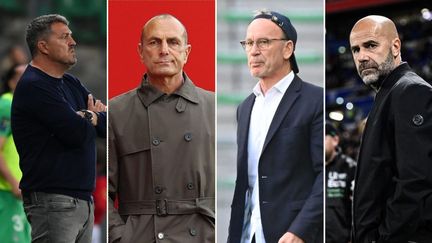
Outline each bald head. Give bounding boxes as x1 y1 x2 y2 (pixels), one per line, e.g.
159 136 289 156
351 15 399 42
349 15 402 87
141 14 188 44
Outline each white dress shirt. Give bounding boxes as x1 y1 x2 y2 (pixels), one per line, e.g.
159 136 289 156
241 71 295 243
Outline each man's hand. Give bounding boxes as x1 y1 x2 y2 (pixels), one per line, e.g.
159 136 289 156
278 232 304 243
76 110 98 126
10 181 22 199
87 94 106 112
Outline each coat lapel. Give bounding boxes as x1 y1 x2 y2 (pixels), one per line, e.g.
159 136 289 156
237 94 255 163
261 76 302 153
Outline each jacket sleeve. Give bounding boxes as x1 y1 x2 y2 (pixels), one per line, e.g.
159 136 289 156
23 80 95 147
378 82 432 241
288 90 324 242
108 121 125 243
95 111 107 138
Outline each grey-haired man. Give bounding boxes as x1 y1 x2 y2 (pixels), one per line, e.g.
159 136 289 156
227 10 323 243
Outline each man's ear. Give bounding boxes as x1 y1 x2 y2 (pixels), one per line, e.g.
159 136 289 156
283 40 294 60
137 43 145 63
391 38 401 58
183 44 191 64
37 40 49 55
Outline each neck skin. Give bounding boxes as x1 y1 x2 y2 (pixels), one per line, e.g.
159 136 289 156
148 72 183 94
325 150 337 165
259 67 290 95
30 55 68 79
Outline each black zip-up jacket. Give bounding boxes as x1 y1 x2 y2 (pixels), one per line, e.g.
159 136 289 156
352 63 432 243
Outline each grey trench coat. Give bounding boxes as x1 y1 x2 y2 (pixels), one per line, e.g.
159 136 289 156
108 73 215 243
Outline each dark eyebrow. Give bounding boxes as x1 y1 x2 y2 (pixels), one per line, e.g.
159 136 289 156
58 31 72 38
351 45 359 52
147 36 182 42
362 40 379 47
166 37 183 43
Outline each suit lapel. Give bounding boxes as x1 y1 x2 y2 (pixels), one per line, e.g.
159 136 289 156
261 76 302 153
237 94 255 158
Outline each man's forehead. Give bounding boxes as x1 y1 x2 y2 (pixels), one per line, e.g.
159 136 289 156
143 18 184 38
50 22 71 34
350 24 382 44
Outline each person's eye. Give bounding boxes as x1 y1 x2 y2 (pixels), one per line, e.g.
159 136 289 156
148 40 158 46
258 39 269 46
168 39 180 46
245 41 254 47
366 43 376 49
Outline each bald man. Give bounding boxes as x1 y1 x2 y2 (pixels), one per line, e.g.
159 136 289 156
349 15 432 242
108 14 215 243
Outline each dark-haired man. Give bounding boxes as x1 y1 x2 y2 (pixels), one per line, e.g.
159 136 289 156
12 14 106 242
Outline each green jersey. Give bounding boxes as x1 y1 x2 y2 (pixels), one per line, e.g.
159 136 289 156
0 93 21 191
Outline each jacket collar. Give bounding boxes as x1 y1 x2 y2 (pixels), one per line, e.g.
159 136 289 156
375 62 411 92
237 75 303 158
137 72 200 107
262 75 302 152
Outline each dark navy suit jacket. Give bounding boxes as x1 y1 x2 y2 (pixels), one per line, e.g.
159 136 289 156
227 75 323 243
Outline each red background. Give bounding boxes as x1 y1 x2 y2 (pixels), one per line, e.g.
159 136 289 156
108 0 215 99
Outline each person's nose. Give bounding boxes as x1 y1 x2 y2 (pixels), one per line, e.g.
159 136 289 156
357 48 369 62
249 42 261 56
69 36 77 47
160 40 169 55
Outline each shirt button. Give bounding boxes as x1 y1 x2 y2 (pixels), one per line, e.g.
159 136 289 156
184 133 192 142
152 138 160 146
157 232 164 239
187 183 194 190
155 186 163 194
189 228 197 236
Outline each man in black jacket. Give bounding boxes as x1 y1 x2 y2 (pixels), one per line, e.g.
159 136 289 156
349 15 432 242
12 14 106 242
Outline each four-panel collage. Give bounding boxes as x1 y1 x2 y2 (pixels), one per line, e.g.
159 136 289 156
0 0 431 243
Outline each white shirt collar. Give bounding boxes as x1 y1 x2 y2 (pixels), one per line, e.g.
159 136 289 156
252 71 295 97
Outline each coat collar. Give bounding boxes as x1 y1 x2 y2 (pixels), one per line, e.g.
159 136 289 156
137 72 200 107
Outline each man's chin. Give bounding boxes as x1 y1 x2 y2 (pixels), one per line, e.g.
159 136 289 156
361 74 379 86
65 60 77 69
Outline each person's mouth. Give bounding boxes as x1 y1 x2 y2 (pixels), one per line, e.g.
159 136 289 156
250 61 264 68
155 60 172 64
359 65 377 73
361 67 375 72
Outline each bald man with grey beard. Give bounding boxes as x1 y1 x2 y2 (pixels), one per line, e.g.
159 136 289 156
349 15 432 243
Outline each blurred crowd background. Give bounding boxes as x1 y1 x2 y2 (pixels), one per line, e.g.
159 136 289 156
326 0 432 160
0 1 107 242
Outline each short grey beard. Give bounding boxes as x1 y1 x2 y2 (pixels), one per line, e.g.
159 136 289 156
359 51 394 86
